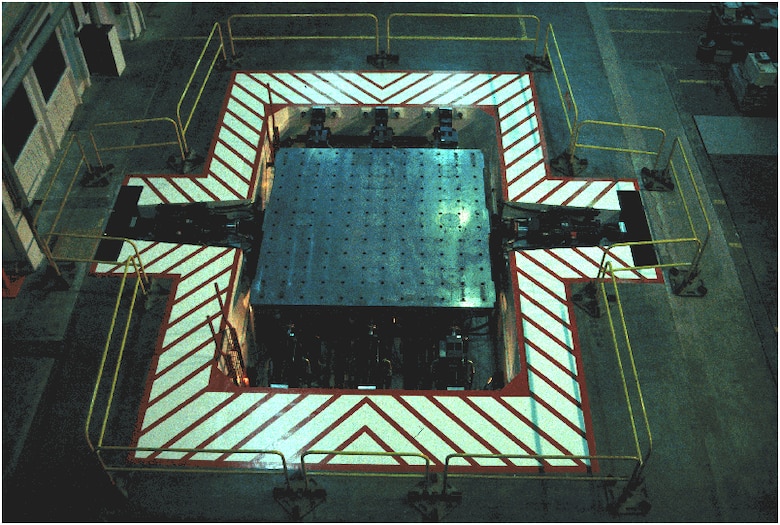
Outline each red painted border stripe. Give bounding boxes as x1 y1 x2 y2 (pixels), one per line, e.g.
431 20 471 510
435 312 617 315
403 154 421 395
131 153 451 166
138 387 210 436
397 72 458 105
165 177 196 203
145 392 242 460
462 397 550 468
472 74 521 106
545 250 591 279
394 395 474 467
516 266 567 305
162 312 220 353
233 81 269 109
222 121 259 151
518 287 570 329
521 312 574 355
507 156 545 188
213 393 307 462
495 396 586 465
172 263 233 308
147 360 213 408
141 179 171 205
529 390 587 439
213 145 251 183
524 338 579 380
511 159 548 200
428 397 514 467
155 337 213 379
156 245 210 276
527 363 583 411
561 180 594 207
181 393 273 462
538 179 569 203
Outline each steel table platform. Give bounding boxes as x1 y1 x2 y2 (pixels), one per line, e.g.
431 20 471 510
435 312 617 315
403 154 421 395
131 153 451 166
251 147 495 310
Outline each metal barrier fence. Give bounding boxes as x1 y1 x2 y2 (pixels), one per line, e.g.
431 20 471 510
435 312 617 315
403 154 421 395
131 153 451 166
589 138 711 295
301 451 432 490
226 13 380 58
84 255 146 475
568 120 667 172
386 13 541 56
178 22 227 154
540 23 578 133
90 117 186 166
597 261 653 491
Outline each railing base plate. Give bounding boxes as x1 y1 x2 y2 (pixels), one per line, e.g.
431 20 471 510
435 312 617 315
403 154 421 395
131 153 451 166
669 267 708 297
407 478 462 522
641 167 674 192
273 477 326 520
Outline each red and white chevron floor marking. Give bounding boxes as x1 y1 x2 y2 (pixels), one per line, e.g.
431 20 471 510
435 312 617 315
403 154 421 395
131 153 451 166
100 70 663 474
128 74 270 206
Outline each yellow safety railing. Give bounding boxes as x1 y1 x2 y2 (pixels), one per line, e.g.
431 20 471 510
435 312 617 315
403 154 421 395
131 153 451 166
90 117 186 165
227 13 380 58
177 22 226 153
595 239 700 281
663 137 712 265
46 233 150 294
590 138 711 286
84 255 145 473
440 453 641 488
598 261 653 472
541 23 578 133
300 450 432 491
33 134 90 244
91 446 291 482
568 120 667 172
386 13 541 56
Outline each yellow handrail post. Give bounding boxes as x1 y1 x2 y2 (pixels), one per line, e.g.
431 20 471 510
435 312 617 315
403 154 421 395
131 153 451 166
177 22 225 155
85 257 132 464
661 137 711 296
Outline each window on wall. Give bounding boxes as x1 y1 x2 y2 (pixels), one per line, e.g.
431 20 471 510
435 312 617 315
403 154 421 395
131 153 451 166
3 86 38 164
32 31 66 102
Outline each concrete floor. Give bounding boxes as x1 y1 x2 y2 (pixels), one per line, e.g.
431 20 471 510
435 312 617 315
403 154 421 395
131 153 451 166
2 2 777 522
